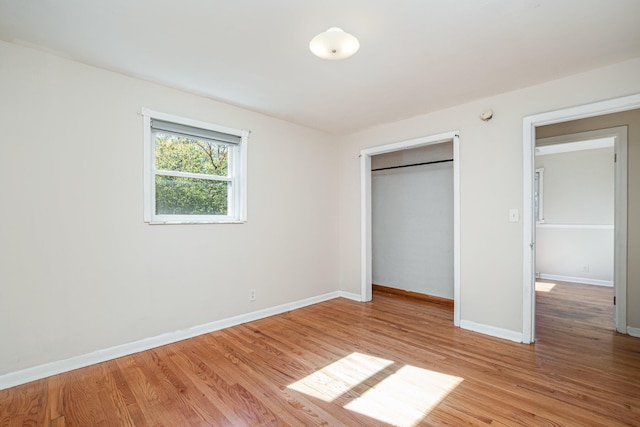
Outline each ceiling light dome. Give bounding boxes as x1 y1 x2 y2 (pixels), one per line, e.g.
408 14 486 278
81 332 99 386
309 27 360 60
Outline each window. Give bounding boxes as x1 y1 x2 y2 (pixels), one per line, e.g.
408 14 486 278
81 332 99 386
142 109 248 224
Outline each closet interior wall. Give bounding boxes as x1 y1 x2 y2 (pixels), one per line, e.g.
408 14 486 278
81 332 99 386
371 141 454 299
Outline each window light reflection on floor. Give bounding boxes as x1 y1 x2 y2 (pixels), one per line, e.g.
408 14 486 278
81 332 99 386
288 352 394 402
535 281 557 292
346 365 463 426
287 352 463 427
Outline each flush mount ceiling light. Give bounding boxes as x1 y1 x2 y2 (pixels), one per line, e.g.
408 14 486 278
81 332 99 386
309 27 360 60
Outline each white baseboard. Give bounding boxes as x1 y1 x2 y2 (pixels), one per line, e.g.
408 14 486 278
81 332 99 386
460 320 523 343
627 327 640 338
0 291 347 391
537 273 613 287
337 290 363 301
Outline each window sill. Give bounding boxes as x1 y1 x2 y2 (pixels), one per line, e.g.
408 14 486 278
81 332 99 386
147 220 246 225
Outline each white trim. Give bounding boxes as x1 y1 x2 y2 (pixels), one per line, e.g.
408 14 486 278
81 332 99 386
535 167 544 222
337 290 364 301
614 128 628 334
452 134 461 326
360 153 372 302
536 223 614 230
239 130 249 221
148 220 245 225
537 273 613 287
360 131 461 326
142 112 152 222
459 320 523 343
360 132 455 156
535 137 614 155
537 127 624 147
523 94 639 343
627 327 640 338
523 115 536 343
523 94 640 128
141 108 248 224
0 291 346 391
155 170 232 181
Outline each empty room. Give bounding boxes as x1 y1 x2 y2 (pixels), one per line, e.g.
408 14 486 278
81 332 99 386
1 1 639 426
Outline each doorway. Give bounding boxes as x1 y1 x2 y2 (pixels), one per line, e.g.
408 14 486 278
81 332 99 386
360 131 461 326
534 129 621 333
535 129 619 287
522 94 640 343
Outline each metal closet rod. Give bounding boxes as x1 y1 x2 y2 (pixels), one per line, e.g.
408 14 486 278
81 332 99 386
371 158 453 172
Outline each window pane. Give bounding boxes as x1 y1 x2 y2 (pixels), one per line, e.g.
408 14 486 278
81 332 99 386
155 133 229 176
155 176 228 215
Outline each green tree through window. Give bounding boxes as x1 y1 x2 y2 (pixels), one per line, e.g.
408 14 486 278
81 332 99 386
154 133 230 215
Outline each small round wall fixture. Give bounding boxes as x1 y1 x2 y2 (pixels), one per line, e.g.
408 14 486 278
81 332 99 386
480 109 494 121
309 27 360 60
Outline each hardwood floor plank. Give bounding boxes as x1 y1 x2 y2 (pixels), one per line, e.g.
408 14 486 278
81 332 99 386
1 282 639 426
94 361 136 427
0 380 47 427
45 374 65 426
200 329 327 426
108 361 148 426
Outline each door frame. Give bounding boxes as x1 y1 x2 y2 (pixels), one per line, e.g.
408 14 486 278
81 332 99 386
522 94 640 343
360 131 461 327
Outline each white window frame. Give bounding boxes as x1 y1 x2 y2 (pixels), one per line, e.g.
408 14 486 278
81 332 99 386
142 108 248 224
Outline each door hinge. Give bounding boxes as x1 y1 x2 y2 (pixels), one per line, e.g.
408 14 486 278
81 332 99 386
614 296 616 305
614 153 617 162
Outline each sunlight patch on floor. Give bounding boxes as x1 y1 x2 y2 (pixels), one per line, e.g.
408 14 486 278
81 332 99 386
345 365 463 427
288 352 463 427
535 281 556 292
287 352 394 402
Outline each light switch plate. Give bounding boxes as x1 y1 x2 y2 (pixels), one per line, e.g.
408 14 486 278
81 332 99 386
509 209 520 222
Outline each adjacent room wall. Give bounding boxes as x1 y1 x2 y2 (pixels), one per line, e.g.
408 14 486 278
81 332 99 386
371 143 454 299
338 58 640 338
536 109 640 331
0 41 340 376
535 147 615 285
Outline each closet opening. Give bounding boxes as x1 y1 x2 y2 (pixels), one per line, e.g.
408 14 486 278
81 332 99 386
360 131 461 326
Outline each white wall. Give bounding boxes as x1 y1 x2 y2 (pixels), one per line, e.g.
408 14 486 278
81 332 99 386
372 144 454 298
338 58 640 338
537 148 614 224
0 41 340 376
535 148 614 284
535 227 613 284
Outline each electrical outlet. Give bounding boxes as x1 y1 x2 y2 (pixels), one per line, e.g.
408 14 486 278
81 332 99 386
582 265 590 272
249 288 256 301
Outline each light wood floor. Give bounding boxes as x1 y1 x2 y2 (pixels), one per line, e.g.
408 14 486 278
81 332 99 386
1 282 639 426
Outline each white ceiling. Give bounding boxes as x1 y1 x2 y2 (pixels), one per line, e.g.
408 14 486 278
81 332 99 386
1 0 639 134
